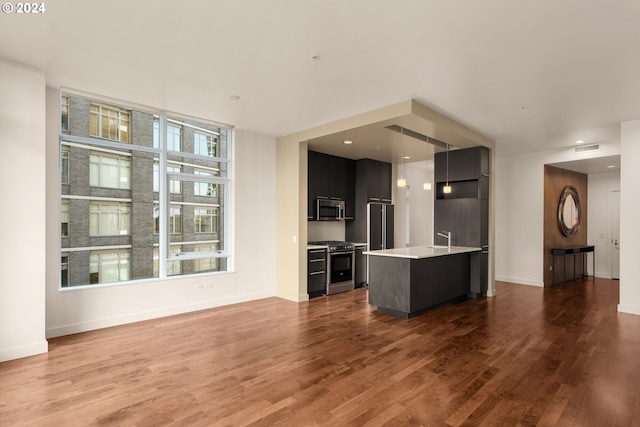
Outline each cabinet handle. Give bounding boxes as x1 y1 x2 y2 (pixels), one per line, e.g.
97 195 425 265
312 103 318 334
309 249 326 254
309 259 325 263
309 271 325 276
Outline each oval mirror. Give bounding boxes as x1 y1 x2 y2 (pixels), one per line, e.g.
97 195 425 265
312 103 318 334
558 185 581 236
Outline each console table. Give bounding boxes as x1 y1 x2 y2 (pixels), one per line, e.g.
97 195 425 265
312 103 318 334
551 245 595 285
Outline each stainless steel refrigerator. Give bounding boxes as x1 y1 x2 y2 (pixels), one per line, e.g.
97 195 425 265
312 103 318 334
367 202 394 251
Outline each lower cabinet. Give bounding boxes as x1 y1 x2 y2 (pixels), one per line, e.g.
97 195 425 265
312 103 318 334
307 248 327 298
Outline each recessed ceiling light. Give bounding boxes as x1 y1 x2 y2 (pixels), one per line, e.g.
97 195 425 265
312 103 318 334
230 95 240 101
575 140 584 144
608 165 616 168
343 140 353 145
403 155 411 160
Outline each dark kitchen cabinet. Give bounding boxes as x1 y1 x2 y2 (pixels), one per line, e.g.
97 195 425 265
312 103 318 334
307 151 355 220
307 247 327 298
434 146 489 183
346 158 393 243
357 158 392 203
354 245 367 288
434 146 489 297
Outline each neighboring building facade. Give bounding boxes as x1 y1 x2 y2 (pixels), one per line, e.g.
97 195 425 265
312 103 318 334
60 93 230 287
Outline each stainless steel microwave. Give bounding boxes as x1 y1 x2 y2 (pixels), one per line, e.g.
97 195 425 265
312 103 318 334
316 198 345 221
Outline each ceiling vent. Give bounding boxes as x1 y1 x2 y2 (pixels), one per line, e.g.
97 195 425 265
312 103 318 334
574 144 601 154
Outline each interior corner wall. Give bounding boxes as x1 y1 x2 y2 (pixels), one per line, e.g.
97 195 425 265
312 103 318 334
44 87 278 338
0 60 48 361
543 166 588 286
619 120 640 315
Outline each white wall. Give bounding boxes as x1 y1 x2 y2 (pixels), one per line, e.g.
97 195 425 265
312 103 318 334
587 171 620 278
44 87 278 338
395 160 434 247
619 120 640 314
495 141 621 287
0 60 49 361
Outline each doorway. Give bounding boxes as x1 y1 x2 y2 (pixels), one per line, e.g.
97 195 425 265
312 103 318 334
611 190 620 279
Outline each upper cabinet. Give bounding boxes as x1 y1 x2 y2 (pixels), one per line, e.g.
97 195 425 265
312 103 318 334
308 151 355 220
434 146 489 183
356 158 392 203
434 146 489 200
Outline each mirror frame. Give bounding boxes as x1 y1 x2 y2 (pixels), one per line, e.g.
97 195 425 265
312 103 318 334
558 185 581 237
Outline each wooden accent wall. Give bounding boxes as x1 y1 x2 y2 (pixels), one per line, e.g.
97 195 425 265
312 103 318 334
543 165 588 286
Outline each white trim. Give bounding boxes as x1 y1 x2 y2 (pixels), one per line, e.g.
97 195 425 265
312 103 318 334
495 275 544 287
45 290 274 339
618 304 640 316
0 340 49 363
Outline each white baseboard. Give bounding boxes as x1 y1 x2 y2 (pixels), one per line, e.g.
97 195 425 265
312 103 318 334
495 275 544 287
46 291 276 339
0 340 48 362
618 304 640 316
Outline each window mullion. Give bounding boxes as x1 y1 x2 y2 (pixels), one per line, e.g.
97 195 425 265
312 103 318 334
158 115 168 279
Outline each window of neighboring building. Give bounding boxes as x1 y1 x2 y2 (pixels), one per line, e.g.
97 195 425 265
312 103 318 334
194 131 217 157
194 243 219 272
90 152 131 189
89 202 130 236
90 104 130 143
194 207 218 233
89 249 130 284
60 148 69 185
61 96 69 133
153 205 182 234
194 169 218 197
61 200 69 236
61 255 69 287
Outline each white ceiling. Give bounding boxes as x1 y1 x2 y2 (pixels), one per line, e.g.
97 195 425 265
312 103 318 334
1 0 637 166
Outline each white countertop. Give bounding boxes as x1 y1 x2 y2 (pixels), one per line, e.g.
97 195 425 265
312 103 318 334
363 245 481 259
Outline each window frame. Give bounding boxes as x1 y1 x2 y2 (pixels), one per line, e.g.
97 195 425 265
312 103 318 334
59 90 233 289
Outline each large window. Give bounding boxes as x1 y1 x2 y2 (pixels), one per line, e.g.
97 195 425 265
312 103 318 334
60 91 232 288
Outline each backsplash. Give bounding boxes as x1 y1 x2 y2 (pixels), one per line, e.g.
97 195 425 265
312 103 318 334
308 221 345 242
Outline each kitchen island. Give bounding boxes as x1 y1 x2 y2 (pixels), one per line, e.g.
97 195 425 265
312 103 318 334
364 245 482 318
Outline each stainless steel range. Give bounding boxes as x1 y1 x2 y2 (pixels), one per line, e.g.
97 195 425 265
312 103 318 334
308 240 355 295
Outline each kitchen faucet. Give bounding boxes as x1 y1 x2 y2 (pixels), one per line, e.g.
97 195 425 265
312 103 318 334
437 231 452 250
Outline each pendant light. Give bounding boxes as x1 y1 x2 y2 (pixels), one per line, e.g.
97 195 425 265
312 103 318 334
423 136 432 190
443 143 452 194
397 126 407 187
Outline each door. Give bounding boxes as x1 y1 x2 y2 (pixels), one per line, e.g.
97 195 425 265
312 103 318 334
611 190 620 279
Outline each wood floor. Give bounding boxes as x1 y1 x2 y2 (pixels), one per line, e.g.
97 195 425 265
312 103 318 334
2 279 640 426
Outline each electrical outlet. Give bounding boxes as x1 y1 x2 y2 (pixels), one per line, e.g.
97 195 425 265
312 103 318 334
204 283 212 289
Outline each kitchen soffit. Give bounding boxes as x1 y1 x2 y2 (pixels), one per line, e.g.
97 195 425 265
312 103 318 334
304 99 493 164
